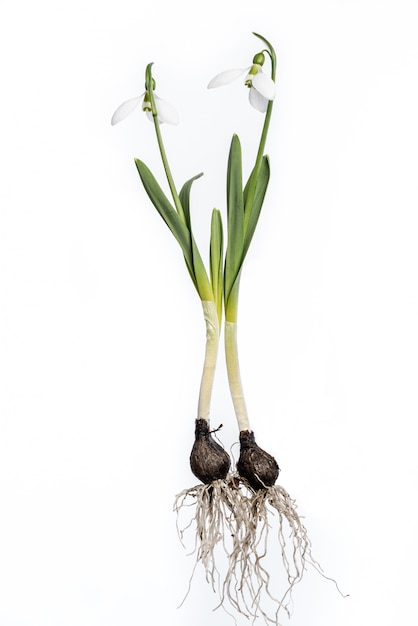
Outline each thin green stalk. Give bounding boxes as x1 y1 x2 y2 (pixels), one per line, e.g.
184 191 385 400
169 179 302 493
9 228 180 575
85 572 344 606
244 33 276 236
143 64 216 303
145 64 185 222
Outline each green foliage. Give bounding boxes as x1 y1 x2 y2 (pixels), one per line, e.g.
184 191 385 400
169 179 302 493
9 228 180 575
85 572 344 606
224 137 270 321
179 172 204 231
135 159 215 303
133 33 276 321
210 209 224 323
243 155 270 262
225 135 244 309
135 158 194 276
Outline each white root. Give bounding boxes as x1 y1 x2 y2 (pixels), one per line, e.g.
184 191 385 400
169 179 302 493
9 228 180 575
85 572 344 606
174 476 335 625
174 477 243 614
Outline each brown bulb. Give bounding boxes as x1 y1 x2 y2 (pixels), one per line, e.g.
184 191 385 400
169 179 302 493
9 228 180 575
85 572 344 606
190 419 231 484
237 430 279 490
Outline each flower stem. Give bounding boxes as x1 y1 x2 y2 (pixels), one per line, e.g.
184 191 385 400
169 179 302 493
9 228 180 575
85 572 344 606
145 64 185 221
244 36 276 224
143 64 216 306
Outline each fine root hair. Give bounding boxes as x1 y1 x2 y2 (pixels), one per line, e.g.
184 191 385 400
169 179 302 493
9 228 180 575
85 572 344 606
174 476 338 625
221 480 318 624
173 477 243 605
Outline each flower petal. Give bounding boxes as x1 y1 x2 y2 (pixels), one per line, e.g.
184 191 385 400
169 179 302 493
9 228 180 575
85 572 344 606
251 71 276 101
207 67 249 89
249 87 269 113
154 95 179 125
111 95 143 125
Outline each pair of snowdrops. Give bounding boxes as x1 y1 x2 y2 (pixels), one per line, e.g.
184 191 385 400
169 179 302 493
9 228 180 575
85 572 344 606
111 51 276 126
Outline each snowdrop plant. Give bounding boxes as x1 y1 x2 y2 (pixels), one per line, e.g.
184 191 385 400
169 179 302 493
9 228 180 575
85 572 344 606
208 33 281 489
113 32 340 625
112 61 231 483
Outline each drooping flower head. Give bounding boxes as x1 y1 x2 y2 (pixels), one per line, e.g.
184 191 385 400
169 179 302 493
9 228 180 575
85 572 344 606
111 72 178 126
208 49 276 113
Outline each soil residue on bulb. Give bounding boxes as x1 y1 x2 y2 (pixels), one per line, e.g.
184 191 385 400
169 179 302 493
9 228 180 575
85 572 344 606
190 419 231 484
237 429 279 490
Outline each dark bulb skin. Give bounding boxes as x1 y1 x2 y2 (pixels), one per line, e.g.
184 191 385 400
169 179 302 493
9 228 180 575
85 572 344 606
237 430 279 491
190 419 231 484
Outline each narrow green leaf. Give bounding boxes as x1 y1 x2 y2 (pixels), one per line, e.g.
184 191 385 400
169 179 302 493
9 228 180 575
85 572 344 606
225 134 244 305
210 209 224 322
179 171 213 300
135 158 196 287
225 156 269 320
243 166 255 209
225 271 241 323
179 172 204 230
242 155 270 261
191 236 213 301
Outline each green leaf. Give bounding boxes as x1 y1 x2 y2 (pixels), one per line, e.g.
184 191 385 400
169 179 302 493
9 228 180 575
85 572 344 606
210 209 223 322
242 155 270 261
225 271 241 323
179 172 204 231
136 159 213 300
225 134 244 305
191 233 213 301
134 158 196 288
179 172 213 301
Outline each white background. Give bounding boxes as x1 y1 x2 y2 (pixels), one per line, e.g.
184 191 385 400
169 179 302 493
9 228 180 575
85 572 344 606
1 1 418 625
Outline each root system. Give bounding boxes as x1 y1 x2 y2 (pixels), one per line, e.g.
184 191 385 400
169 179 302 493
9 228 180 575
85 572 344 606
174 474 328 625
174 477 242 597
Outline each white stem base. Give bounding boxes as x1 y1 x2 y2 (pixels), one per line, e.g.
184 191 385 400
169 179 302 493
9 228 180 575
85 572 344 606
197 301 220 422
225 321 250 432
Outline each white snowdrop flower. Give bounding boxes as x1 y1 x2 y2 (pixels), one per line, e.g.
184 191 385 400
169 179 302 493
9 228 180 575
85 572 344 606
207 52 276 113
111 85 178 126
